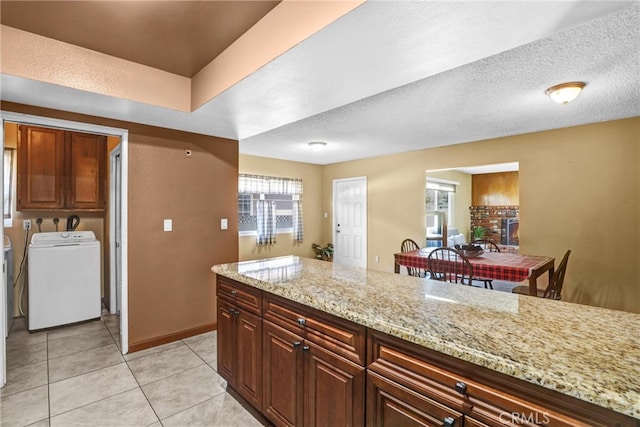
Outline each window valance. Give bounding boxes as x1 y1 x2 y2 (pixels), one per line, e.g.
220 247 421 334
239 174 303 195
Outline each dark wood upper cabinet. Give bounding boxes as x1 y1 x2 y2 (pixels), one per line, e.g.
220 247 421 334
17 125 107 211
471 171 519 206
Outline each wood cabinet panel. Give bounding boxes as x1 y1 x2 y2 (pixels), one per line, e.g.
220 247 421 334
366 370 463 427
263 321 304 427
17 125 107 211
17 125 65 209
472 172 519 206
216 299 236 383
67 131 106 209
264 294 366 365
218 277 262 315
304 342 365 427
237 309 262 409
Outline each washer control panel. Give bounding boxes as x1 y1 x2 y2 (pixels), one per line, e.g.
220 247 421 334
31 231 97 246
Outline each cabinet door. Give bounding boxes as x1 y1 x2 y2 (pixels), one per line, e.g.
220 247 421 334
366 371 463 427
216 299 236 384
17 125 65 209
304 342 365 427
263 321 304 427
237 309 262 410
67 131 106 210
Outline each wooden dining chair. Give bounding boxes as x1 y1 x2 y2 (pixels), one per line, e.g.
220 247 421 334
512 250 571 299
400 238 425 277
427 247 473 285
470 239 501 253
470 239 501 289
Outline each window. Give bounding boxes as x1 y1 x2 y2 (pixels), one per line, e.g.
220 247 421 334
4 148 15 220
238 174 303 244
426 178 456 243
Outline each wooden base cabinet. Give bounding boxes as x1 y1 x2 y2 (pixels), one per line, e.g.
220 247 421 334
263 321 304 427
367 330 637 427
304 341 364 427
217 277 636 427
262 313 365 427
216 280 263 411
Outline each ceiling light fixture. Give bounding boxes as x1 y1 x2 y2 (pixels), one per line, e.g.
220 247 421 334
308 141 327 152
545 82 586 104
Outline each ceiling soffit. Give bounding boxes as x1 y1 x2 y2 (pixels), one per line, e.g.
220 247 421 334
0 0 281 77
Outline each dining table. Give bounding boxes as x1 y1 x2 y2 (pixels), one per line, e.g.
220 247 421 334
394 248 555 296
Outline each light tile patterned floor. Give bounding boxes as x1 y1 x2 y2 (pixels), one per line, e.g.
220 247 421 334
0 312 268 427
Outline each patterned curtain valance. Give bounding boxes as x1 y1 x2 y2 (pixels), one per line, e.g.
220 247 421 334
239 174 303 195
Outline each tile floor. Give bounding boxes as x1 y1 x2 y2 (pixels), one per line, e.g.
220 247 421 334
0 312 268 427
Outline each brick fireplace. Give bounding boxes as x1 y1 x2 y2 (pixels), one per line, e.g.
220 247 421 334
470 205 519 249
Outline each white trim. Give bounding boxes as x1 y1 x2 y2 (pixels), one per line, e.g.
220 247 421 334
426 177 460 186
239 228 294 237
109 145 120 316
0 111 129 355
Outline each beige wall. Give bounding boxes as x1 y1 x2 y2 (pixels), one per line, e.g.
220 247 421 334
238 154 322 261
427 169 472 240
322 118 640 313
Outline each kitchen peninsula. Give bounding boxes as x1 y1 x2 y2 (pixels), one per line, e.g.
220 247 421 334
212 256 639 426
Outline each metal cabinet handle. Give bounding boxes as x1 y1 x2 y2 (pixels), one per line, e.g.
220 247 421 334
302 345 310 351
293 341 301 347
443 417 455 427
231 290 238 296
297 317 306 326
454 381 467 395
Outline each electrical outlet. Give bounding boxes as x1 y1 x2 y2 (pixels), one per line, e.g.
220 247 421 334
23 219 32 230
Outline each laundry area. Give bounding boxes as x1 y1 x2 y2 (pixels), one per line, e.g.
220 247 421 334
4 215 104 334
27 230 101 331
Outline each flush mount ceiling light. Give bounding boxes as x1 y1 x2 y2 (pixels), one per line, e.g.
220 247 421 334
308 141 327 152
545 82 586 104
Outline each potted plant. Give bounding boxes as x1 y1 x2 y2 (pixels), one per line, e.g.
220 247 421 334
312 243 334 261
471 226 486 240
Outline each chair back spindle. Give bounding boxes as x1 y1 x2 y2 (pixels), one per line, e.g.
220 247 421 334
427 248 473 285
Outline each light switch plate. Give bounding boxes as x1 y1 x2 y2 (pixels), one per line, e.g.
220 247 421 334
164 219 172 232
221 218 228 230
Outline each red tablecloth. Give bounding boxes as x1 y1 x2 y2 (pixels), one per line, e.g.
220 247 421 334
394 249 553 282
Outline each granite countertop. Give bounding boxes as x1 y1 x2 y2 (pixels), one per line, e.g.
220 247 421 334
212 256 640 419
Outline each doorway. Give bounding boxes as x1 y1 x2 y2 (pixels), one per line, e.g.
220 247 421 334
426 162 519 249
332 177 367 268
0 112 129 368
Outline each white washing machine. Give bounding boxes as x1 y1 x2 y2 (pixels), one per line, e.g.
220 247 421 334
28 231 101 331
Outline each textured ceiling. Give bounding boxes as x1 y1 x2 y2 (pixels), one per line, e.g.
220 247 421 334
1 1 638 165
0 1 280 77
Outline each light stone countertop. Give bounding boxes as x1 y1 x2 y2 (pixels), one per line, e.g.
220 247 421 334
212 255 640 419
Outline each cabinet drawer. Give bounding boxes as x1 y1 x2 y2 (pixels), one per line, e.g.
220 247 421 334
217 277 262 315
368 331 632 427
367 370 463 427
368 330 468 414
264 294 366 365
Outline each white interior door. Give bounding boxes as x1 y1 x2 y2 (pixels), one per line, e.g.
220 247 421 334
333 177 367 268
